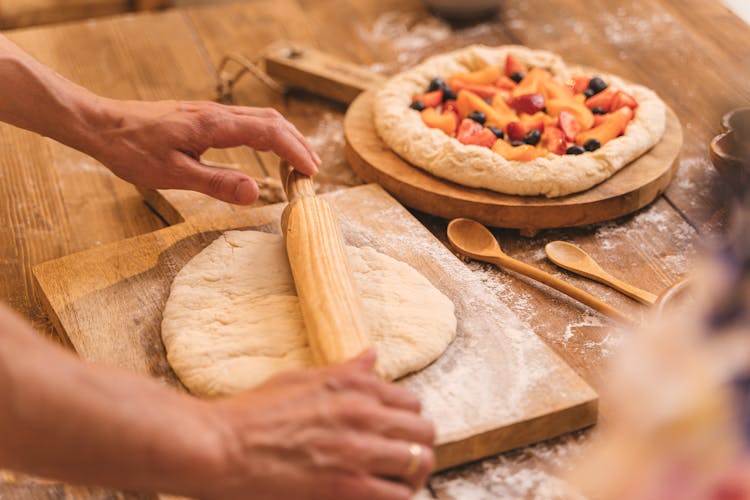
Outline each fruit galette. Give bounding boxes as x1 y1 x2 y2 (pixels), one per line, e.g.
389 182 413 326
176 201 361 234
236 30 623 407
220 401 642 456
374 45 666 197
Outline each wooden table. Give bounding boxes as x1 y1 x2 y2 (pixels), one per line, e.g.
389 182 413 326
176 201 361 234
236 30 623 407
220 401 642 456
1 0 747 497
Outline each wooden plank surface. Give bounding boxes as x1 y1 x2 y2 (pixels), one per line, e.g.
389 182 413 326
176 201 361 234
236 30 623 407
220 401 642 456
0 0 746 497
33 184 598 471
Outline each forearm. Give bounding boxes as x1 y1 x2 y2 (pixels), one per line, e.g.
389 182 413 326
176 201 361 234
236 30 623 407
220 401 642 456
0 34 109 155
0 304 226 497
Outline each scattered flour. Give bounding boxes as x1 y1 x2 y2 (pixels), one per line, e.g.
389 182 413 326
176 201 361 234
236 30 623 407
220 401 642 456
305 112 362 191
431 431 591 499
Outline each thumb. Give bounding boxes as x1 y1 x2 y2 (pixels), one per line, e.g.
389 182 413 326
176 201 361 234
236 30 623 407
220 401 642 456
178 157 259 205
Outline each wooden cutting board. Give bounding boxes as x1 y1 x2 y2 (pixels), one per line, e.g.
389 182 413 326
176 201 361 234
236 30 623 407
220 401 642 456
264 46 683 236
33 184 597 471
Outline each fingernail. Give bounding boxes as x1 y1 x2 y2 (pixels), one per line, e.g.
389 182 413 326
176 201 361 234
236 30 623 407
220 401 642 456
313 152 322 165
234 179 257 204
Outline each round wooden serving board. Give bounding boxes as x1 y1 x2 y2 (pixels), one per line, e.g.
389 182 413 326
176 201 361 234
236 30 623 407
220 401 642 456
344 90 683 236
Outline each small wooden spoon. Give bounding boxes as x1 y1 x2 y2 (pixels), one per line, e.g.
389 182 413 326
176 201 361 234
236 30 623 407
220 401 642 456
545 241 658 305
447 218 633 324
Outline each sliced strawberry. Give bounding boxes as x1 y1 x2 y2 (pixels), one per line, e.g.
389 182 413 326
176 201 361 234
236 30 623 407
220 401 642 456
570 76 591 94
504 54 525 78
460 128 498 148
506 121 529 142
558 110 581 142
508 93 545 115
544 126 567 155
584 88 616 112
456 118 484 142
449 81 502 100
412 89 444 108
547 98 595 130
493 75 518 90
610 90 638 111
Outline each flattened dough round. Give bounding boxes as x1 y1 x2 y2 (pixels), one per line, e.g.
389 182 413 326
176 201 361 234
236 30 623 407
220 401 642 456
161 230 457 396
374 44 667 197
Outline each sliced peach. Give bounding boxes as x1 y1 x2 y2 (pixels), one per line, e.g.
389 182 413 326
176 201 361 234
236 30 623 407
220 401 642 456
576 106 634 146
412 89 443 108
520 112 546 133
457 90 516 129
493 75 518 90
421 108 458 137
492 139 545 161
542 78 574 101
449 81 502 100
511 67 551 97
450 66 502 86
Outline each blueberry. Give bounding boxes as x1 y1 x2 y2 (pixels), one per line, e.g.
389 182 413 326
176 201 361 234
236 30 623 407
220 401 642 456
484 97 493 104
584 138 601 152
409 100 426 111
443 89 457 101
583 88 595 99
510 72 525 84
511 140 525 147
591 107 606 115
566 145 586 155
428 77 448 92
588 76 608 94
487 126 504 139
524 129 541 146
468 111 487 125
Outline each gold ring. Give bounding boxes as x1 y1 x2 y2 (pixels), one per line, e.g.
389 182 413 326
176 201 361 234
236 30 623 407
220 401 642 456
404 443 423 477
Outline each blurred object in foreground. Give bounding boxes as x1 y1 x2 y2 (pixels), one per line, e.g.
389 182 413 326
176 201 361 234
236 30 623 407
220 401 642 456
568 116 750 499
424 0 500 21
0 0 173 30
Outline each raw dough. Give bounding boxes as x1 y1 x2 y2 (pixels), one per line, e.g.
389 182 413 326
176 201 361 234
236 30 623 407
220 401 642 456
161 230 457 396
374 44 667 197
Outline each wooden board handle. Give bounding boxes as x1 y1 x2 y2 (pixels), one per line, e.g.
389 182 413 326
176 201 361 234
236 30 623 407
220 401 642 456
264 45 386 105
280 161 377 372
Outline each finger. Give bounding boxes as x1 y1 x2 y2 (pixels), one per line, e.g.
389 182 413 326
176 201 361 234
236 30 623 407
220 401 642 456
217 108 321 171
361 438 435 492
173 156 259 205
282 120 321 167
367 407 435 444
334 398 433 444
327 366 423 413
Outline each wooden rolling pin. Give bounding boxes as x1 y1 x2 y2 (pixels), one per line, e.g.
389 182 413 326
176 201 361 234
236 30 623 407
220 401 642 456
279 161 378 373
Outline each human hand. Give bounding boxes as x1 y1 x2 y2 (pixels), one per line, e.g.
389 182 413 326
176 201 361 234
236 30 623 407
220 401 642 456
87 99 320 204
201 351 435 500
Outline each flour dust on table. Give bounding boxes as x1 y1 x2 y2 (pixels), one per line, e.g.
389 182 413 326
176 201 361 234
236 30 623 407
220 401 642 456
161 230 457 396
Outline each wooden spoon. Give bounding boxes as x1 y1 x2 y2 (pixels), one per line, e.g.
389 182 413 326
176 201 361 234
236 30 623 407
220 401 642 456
545 241 658 305
447 218 633 324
